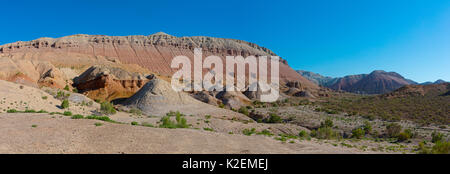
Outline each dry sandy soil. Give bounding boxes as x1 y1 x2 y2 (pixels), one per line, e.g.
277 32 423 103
0 113 377 154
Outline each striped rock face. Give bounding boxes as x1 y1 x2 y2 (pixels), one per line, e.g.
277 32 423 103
0 32 318 92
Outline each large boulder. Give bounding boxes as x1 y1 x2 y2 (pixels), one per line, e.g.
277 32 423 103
73 65 151 101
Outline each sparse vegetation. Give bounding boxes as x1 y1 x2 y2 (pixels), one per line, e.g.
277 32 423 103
431 131 445 143
159 113 189 129
351 128 365 139
131 121 139 125
242 128 256 136
7 109 18 113
63 111 72 116
61 99 69 109
203 127 214 131
266 113 282 123
238 106 249 116
94 123 103 126
386 123 402 138
100 101 116 115
71 114 84 119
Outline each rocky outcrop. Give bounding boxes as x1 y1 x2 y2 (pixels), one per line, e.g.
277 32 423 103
0 57 68 88
73 65 151 101
0 33 319 92
120 78 249 119
216 91 251 110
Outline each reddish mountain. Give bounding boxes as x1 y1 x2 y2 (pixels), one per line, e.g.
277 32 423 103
329 70 417 94
0 32 318 91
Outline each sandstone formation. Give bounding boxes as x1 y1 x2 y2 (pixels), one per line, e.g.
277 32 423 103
0 57 68 88
73 65 151 101
0 32 319 92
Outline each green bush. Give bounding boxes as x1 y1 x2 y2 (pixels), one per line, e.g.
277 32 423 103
267 113 282 123
94 123 103 126
242 128 256 136
24 109 36 113
71 114 84 119
61 99 69 109
386 123 402 138
7 109 18 113
312 127 340 139
63 111 72 116
159 115 188 129
203 127 214 131
362 121 372 134
320 119 334 128
131 121 139 125
432 131 445 143
129 108 142 116
419 141 449 154
257 129 274 136
352 128 365 139
37 110 48 113
298 130 308 138
64 85 70 91
85 115 112 122
100 102 116 115
238 106 249 116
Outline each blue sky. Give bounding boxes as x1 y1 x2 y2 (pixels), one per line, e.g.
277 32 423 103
1 0 449 83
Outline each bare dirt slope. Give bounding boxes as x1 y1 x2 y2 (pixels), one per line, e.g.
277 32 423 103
0 113 374 154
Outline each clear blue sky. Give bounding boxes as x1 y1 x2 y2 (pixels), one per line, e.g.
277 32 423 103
1 0 449 83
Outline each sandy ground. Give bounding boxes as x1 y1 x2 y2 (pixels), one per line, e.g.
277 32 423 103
0 80 98 116
0 113 377 154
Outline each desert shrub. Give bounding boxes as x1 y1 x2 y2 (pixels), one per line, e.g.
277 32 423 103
71 114 84 119
397 130 413 142
386 123 402 138
266 113 282 123
24 109 36 113
257 129 274 136
431 141 449 154
141 122 154 127
419 141 450 154
64 85 70 91
159 115 188 129
218 103 225 108
61 99 69 109
362 121 372 134
129 108 142 116
85 115 112 122
238 106 249 116
203 127 214 131
7 109 18 113
242 128 256 136
94 123 103 126
352 128 365 139
72 88 78 93
320 119 334 128
131 121 139 125
298 130 309 138
100 102 116 115
42 96 48 100
312 127 340 139
37 110 48 113
63 111 72 116
431 131 445 143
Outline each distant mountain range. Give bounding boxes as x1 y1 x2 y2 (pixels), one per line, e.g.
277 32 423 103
420 79 447 85
297 70 447 94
